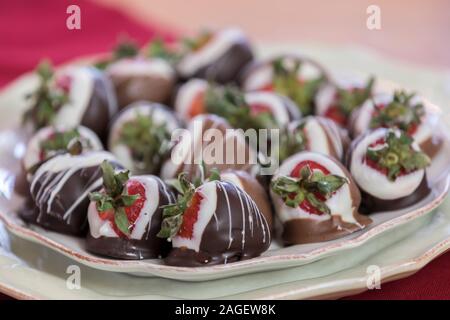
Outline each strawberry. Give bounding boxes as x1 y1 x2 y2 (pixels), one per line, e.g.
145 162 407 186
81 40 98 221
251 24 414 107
291 160 330 177
369 91 424 136
248 103 272 116
324 105 347 126
204 84 278 131
89 161 142 238
177 192 203 239
55 74 72 94
22 61 70 129
272 160 346 215
157 169 220 240
364 130 430 181
188 91 206 118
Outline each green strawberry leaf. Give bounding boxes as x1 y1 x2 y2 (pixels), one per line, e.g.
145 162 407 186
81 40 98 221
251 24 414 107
365 130 430 181
271 164 347 214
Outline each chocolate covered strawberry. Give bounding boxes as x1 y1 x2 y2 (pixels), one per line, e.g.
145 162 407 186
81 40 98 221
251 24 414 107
175 80 300 128
160 114 258 180
108 101 181 174
176 28 254 83
315 76 374 126
278 116 347 163
23 151 121 235
349 128 431 213
271 151 370 244
242 55 328 115
24 61 117 140
87 161 174 259
23 61 70 130
350 91 443 159
159 172 271 267
23 126 103 180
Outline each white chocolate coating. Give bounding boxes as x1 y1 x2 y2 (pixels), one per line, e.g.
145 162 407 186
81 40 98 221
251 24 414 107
177 28 248 77
106 57 174 79
315 76 368 117
174 78 208 121
271 152 358 225
350 128 425 200
243 57 322 91
244 91 300 126
88 175 172 239
352 92 437 146
296 116 344 159
30 151 117 223
172 180 270 253
23 125 103 175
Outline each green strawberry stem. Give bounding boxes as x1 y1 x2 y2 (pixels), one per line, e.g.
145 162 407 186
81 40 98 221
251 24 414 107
146 38 181 64
182 30 212 52
88 161 139 236
272 58 325 115
95 38 139 70
40 128 88 157
157 173 196 240
118 112 171 173
157 167 221 240
271 165 347 214
277 123 308 163
336 76 374 115
23 61 69 129
370 90 425 131
366 130 430 181
204 84 278 131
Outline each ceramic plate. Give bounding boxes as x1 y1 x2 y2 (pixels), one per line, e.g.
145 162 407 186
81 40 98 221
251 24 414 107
0 45 449 282
1 197 450 299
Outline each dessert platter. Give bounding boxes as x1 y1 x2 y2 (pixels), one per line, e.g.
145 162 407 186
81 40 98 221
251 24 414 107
0 28 450 295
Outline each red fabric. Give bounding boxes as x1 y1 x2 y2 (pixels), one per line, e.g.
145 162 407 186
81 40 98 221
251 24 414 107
0 0 176 87
345 251 450 300
0 0 449 300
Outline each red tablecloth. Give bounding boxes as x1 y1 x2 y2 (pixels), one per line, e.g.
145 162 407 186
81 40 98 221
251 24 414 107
0 0 449 300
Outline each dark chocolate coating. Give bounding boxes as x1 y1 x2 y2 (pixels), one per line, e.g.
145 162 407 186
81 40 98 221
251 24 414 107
107 62 176 109
178 42 254 84
29 166 102 235
81 68 118 142
359 174 431 214
86 234 170 260
26 155 122 236
86 176 174 259
165 180 271 267
222 169 274 230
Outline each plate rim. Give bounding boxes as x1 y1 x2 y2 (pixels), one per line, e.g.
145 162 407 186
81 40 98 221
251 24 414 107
1 210 450 300
0 175 448 278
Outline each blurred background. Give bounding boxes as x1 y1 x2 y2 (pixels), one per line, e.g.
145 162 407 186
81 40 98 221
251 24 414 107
0 0 450 301
94 0 450 68
1 0 449 87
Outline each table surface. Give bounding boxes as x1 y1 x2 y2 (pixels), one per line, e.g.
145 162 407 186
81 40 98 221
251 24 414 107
0 0 449 300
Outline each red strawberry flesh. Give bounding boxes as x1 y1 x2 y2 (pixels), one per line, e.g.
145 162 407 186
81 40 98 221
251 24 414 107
98 179 147 237
290 160 330 215
188 91 205 118
177 191 203 239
